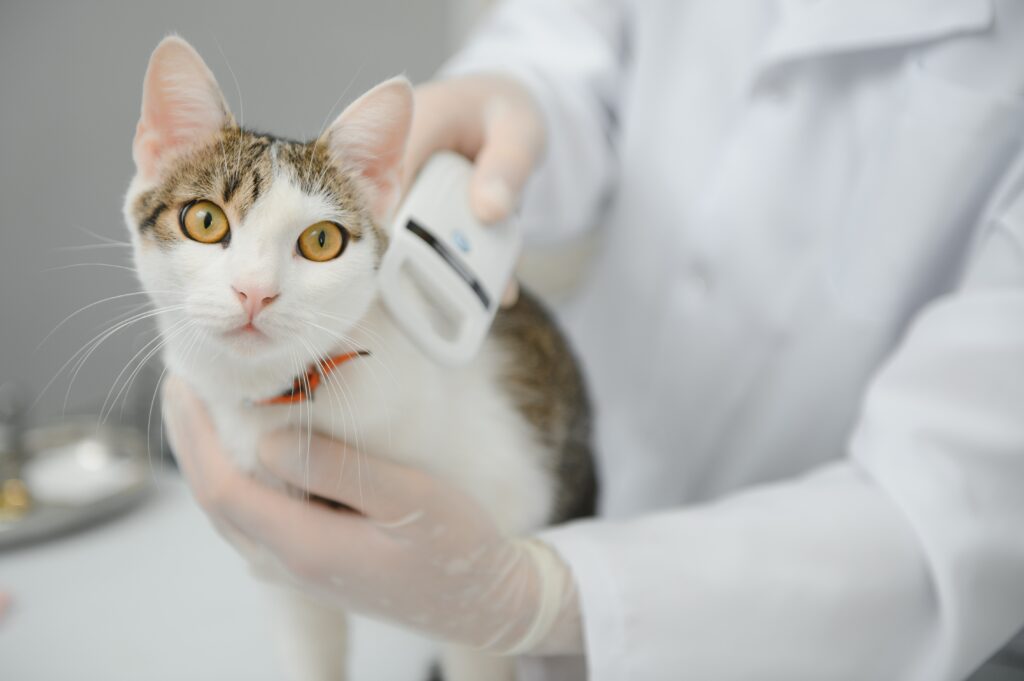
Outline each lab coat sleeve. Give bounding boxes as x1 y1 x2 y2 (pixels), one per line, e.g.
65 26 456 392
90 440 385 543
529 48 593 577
535 161 1024 680
440 0 626 244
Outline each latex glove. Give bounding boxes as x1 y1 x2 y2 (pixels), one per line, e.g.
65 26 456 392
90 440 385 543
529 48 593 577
402 74 546 307
162 376 583 655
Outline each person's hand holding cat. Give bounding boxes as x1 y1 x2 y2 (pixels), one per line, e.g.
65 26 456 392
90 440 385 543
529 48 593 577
403 74 546 307
162 375 584 656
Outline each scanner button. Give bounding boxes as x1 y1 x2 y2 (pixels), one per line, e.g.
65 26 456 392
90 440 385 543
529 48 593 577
451 229 471 253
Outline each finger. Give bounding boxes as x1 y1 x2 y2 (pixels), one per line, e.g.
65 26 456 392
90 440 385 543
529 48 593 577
400 81 483 195
216 472 381 574
258 429 433 524
501 279 520 308
161 381 383 578
469 97 544 224
161 376 246 502
161 375 215 481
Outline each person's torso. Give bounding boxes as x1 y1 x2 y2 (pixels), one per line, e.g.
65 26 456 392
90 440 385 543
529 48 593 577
566 0 1024 517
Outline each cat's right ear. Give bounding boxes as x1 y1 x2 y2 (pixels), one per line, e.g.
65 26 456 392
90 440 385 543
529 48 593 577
133 36 234 181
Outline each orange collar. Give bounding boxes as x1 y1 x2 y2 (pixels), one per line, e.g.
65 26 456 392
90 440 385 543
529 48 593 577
255 350 369 406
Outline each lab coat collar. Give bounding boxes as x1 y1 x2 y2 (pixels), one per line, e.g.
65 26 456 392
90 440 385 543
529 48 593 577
759 0 993 72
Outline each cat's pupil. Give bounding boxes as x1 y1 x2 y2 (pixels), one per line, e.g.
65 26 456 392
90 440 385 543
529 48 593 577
203 212 212 229
318 230 326 248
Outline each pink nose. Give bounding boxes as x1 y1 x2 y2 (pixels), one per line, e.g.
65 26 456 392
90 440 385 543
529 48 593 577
232 284 279 320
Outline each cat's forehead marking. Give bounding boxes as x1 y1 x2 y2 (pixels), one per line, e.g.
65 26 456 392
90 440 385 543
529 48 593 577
241 170 344 237
131 128 381 253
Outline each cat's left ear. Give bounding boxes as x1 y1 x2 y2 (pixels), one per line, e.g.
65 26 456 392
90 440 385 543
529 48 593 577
133 36 235 181
320 77 414 223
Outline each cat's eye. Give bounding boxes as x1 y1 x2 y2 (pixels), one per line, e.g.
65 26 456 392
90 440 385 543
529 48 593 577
180 200 230 244
298 221 348 262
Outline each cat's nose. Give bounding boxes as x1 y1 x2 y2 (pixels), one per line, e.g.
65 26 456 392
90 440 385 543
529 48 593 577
232 284 279 320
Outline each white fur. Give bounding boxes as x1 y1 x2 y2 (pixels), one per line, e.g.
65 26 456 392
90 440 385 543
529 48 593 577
127 169 553 681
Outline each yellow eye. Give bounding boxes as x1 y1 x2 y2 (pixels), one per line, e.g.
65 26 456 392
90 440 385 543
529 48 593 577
298 221 348 262
180 200 230 244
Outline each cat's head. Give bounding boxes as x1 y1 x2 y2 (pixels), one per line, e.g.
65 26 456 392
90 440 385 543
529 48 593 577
124 36 412 365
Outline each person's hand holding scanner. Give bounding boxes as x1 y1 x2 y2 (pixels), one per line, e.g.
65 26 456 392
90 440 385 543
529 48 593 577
162 376 584 655
403 74 546 306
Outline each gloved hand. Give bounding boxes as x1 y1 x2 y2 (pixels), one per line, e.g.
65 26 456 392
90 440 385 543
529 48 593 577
402 74 547 307
162 376 583 655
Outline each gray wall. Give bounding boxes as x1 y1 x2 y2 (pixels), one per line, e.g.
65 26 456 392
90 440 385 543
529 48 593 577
0 0 454 424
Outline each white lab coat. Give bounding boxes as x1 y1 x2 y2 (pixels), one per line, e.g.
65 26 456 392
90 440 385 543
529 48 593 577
446 1 1024 680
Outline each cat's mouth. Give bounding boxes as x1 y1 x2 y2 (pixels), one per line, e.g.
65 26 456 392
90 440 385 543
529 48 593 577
229 322 265 337
224 321 271 344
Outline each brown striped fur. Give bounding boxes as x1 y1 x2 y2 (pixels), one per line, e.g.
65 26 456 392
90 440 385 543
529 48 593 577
493 290 598 523
130 128 385 258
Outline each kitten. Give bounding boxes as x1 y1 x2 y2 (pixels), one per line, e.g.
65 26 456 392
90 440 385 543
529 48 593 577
124 36 595 681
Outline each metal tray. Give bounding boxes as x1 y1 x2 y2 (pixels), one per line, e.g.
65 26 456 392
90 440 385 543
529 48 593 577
0 420 154 550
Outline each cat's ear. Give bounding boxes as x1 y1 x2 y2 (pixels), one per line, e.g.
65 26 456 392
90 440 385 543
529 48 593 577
133 36 234 180
319 77 414 223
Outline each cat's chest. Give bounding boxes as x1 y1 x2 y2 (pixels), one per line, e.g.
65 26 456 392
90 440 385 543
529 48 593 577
199 345 554 534
204 357 412 470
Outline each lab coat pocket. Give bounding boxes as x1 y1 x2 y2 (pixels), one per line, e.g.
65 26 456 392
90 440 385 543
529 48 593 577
829 59 1024 323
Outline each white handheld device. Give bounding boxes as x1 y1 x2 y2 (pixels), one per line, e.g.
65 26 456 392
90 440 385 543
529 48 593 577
378 152 522 366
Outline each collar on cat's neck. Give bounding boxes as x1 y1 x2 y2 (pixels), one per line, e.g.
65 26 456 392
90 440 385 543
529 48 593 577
254 350 370 407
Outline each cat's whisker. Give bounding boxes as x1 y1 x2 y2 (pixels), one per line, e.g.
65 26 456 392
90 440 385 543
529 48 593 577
299 336 369 510
297 339 338 506
308 342 349 485
318 352 371 500
44 262 139 275
300 352 316 505
297 316 398 454
303 309 395 367
148 323 205 473
40 304 187 415
301 318 400 407
306 64 364 181
312 322 390 424
302 337 360 460
293 337 369 514
33 304 167 410
106 301 157 328
113 325 189 467
207 34 239 182
69 223 129 247
35 290 181 353
98 316 189 424
209 32 245 171
308 309 394 349
102 316 193 425
58 242 133 252
287 340 311 505
99 322 187 425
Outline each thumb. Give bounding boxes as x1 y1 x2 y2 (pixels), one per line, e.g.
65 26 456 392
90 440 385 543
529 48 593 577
161 375 234 491
161 374 204 474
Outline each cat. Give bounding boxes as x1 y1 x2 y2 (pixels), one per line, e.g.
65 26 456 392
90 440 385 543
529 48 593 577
124 36 596 681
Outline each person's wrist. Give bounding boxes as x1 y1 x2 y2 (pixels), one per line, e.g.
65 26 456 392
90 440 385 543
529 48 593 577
491 538 584 657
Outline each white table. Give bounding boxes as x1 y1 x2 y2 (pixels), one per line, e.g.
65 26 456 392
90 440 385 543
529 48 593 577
1 471 435 681
5 471 1022 681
